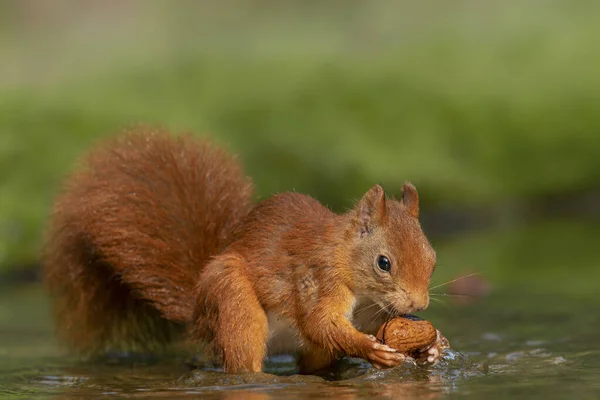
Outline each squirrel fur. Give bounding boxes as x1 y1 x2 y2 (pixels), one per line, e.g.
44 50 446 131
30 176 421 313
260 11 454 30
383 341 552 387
43 127 437 374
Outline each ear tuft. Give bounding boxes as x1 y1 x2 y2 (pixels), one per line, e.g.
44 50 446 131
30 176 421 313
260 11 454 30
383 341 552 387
402 182 419 218
356 184 387 238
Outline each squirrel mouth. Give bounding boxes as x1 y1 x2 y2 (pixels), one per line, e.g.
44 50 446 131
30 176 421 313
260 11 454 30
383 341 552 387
385 300 421 317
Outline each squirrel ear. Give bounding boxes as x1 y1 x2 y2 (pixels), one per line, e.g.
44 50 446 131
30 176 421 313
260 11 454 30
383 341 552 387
402 182 419 218
356 184 387 238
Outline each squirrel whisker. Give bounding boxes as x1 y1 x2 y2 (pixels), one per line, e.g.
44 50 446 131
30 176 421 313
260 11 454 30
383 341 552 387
428 272 482 291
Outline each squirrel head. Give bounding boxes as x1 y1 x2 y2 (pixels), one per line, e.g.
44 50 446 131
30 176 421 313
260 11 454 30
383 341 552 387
346 183 436 315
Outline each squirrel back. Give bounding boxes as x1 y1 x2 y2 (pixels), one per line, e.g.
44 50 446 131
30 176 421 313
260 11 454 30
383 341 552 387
43 127 253 355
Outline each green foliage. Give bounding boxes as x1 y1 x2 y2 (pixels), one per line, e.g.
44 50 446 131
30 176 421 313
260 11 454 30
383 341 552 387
1 1 599 275
432 220 600 296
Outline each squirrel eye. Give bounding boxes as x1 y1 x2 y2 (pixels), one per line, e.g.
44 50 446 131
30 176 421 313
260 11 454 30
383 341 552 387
377 255 391 273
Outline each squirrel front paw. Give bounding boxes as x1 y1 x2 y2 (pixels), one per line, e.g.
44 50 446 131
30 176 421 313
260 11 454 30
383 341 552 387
415 330 450 365
361 334 406 369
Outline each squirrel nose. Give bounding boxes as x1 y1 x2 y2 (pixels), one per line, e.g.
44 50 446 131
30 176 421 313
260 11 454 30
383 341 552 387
411 294 429 312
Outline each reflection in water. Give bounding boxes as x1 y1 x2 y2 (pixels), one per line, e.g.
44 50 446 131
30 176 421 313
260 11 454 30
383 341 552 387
221 392 271 400
2 289 600 398
20 350 482 398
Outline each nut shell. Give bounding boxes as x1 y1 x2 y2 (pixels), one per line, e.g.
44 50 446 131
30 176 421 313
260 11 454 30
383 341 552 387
376 315 438 357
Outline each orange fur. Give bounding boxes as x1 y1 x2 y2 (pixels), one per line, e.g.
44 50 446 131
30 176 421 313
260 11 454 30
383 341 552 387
193 187 436 373
43 128 436 374
43 127 253 354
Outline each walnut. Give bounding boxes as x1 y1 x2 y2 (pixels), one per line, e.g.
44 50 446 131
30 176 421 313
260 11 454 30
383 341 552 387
376 315 447 359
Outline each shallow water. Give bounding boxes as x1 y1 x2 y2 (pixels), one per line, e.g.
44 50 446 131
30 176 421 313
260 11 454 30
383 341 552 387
1 286 599 399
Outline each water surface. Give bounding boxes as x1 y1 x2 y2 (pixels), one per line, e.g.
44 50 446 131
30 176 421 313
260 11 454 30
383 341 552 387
1 286 598 399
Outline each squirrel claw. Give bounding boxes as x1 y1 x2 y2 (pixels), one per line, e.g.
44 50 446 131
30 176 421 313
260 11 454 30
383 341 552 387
362 334 405 369
426 346 440 363
416 330 449 365
366 334 397 353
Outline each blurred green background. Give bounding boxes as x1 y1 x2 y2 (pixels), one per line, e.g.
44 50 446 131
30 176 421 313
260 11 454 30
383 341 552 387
1 0 599 295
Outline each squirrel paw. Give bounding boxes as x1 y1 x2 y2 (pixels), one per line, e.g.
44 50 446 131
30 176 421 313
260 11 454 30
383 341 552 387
416 330 450 365
362 334 406 369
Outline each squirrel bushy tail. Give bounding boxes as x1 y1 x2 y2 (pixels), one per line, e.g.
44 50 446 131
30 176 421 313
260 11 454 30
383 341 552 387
43 127 254 355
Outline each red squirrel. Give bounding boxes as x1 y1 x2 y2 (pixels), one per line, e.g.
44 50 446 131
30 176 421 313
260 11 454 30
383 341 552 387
44 127 437 374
